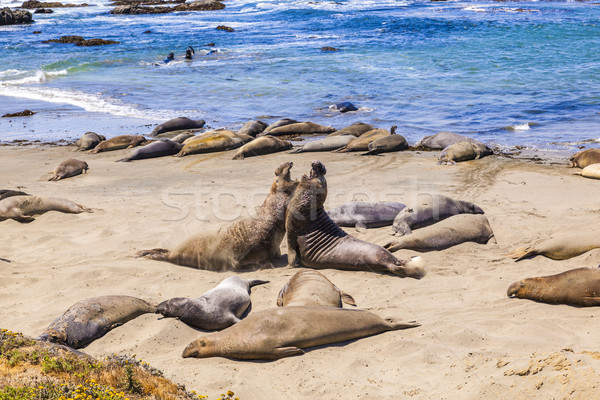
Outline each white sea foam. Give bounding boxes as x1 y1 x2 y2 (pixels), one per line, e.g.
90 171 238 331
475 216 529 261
505 123 531 132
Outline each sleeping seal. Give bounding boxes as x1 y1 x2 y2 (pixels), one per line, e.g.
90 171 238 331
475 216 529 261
363 133 409 155
335 127 393 152
232 136 292 160
259 121 336 137
150 117 205 136
76 132 106 151
437 141 493 165
327 201 406 229
416 132 478 150
238 120 268 137
277 269 355 307
327 122 374 137
578 163 600 179
117 139 182 162
507 232 600 261
48 158 88 181
90 135 148 153
290 135 354 153
570 148 600 169
0 195 91 223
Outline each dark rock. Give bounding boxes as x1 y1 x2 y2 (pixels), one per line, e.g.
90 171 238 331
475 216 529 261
21 0 88 8
76 38 119 46
0 7 33 25
174 0 224 10
2 110 36 118
34 8 54 12
109 0 183 4
43 35 85 43
216 25 234 32
143 30 151 33
204 42 215 46
321 46 340 51
109 4 172 13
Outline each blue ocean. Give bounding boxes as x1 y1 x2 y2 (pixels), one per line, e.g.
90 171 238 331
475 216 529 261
1 0 599 148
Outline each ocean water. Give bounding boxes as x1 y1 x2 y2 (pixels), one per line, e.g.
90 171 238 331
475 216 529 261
1 0 600 148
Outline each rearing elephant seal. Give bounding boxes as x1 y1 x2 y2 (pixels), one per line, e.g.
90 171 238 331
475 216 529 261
48 158 88 181
507 232 600 261
157 276 269 330
182 306 419 360
286 161 425 279
507 267 600 307
277 269 355 307
0 195 91 223
37 295 156 349
138 162 298 270
150 117 205 137
391 194 484 236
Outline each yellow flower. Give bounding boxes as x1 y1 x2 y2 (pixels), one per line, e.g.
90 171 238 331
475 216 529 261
227 391 234 396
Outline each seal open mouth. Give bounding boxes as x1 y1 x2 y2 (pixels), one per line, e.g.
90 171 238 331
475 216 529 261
309 160 326 179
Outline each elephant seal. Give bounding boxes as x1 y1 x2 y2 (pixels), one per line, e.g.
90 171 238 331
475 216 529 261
570 148 600 169
327 201 406 229
263 118 298 134
330 101 357 113
384 214 496 252
416 132 478 150
391 194 484 236
0 195 91 223
76 132 105 151
138 162 298 270
0 190 29 201
176 130 252 157
157 276 269 330
90 135 148 153
232 136 292 160
238 120 268 137
328 122 374 137
363 133 408 155
171 132 196 144
507 267 600 307
37 296 156 349
507 233 600 261
150 117 205 137
286 161 425 279
335 127 393 152
48 158 88 181
290 135 354 153
277 269 355 307
578 163 600 179
182 306 419 360
259 122 336 137
117 139 182 162
438 141 493 165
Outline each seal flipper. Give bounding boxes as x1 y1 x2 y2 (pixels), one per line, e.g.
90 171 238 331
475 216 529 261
272 346 305 359
137 248 170 261
385 318 421 330
581 297 600 306
506 246 537 261
341 292 356 306
247 279 269 288
383 240 401 252
14 214 35 223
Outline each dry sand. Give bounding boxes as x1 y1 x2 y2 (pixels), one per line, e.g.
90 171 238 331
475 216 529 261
1 143 600 399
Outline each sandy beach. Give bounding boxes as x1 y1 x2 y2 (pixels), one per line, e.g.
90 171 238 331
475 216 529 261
2 143 600 399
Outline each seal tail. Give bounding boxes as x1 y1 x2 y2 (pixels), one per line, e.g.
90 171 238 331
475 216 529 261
360 150 377 156
506 246 536 261
247 279 269 288
341 292 356 306
332 146 349 153
47 175 59 181
385 318 420 330
137 248 170 261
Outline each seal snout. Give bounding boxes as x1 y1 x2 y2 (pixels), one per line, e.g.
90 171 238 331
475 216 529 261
507 281 524 298
309 160 326 179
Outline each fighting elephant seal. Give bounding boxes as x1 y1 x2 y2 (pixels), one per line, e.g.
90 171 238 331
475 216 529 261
507 232 600 261
157 276 269 330
286 161 425 279
90 135 148 153
182 306 419 360
117 139 182 162
232 136 292 160
327 201 406 229
335 127 393 152
76 132 105 151
37 296 156 349
150 117 205 136
391 194 484 236
437 141 493 165
238 120 268 137
577 163 600 179
259 121 336 137
0 190 29 201
138 162 298 270
277 269 355 307
570 148 600 169
290 135 354 153
507 267 600 307
384 214 496 253
363 133 408 155
0 195 91 223
48 158 88 181
416 132 478 150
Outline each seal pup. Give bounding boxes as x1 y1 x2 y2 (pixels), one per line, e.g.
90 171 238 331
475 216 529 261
328 122 374 137
260 121 336 137
37 296 156 349
384 214 496 252
507 267 600 306
507 233 600 261
138 162 298 270
182 306 419 360
0 195 91 223
156 276 269 330
117 139 182 162
416 132 478 150
176 130 251 157
76 132 105 151
150 117 205 137
438 141 493 164
577 163 600 179
335 127 393 152
327 201 406 229
290 135 354 153
286 161 425 279
362 133 409 155
238 120 268 137
48 158 88 181
262 118 298 134
570 148 600 169
391 194 484 236
277 269 355 307
232 136 292 160
0 190 29 201
90 135 148 153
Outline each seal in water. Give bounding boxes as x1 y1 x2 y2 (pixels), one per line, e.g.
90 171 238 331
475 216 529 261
232 136 292 160
507 267 600 307
277 269 355 307
391 194 484 236
90 135 148 153
327 201 406 229
0 195 91 223
182 306 419 360
48 159 88 181
157 276 269 330
138 162 298 270
150 117 206 137
117 139 182 162
384 214 496 252
507 232 600 261
437 141 493 165
286 161 425 279
330 101 357 113
290 134 354 153
37 295 156 349
0 190 29 201
76 132 106 151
